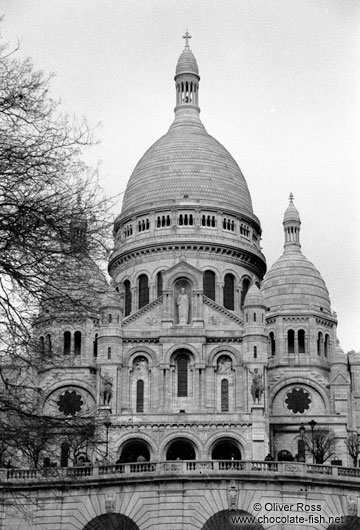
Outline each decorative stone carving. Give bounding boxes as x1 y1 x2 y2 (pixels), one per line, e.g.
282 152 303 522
105 493 116 513
227 480 239 509
177 287 189 324
217 355 232 373
146 316 157 326
101 374 113 406
134 356 148 374
347 496 358 516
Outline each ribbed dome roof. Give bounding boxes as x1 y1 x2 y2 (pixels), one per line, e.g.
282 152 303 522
121 108 255 218
261 250 331 313
120 37 257 222
175 47 199 76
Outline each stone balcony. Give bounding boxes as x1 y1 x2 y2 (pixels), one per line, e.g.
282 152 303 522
2 460 360 487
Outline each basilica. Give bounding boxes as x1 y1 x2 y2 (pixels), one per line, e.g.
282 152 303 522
3 35 360 530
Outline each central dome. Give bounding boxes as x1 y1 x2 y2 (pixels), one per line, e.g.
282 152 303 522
120 39 257 224
121 108 255 219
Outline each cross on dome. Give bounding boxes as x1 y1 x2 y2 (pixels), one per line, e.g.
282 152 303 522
289 192 294 204
183 29 191 47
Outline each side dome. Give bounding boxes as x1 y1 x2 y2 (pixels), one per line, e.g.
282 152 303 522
261 196 331 314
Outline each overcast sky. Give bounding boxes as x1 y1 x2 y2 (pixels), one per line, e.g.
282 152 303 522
1 0 359 352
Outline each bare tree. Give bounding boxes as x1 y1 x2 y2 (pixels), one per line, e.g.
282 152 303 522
345 433 360 467
0 30 112 370
304 429 336 464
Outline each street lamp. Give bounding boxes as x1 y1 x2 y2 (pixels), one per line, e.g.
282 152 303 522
308 420 317 463
298 423 305 462
104 417 112 459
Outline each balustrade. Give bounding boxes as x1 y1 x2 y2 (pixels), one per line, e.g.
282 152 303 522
5 461 360 484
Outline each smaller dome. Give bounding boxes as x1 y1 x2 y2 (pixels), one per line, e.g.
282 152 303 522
175 47 199 77
261 250 331 313
99 286 121 309
243 283 265 307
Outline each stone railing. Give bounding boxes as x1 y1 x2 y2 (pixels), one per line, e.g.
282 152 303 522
1 460 359 484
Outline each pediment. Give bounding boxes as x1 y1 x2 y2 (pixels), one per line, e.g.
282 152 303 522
122 296 163 329
203 297 243 328
162 260 202 290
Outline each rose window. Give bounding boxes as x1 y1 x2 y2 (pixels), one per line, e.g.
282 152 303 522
57 390 83 416
285 388 311 414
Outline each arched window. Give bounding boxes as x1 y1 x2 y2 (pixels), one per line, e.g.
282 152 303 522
324 334 330 357
124 280 131 317
156 271 163 297
223 273 234 310
39 336 45 355
269 332 276 356
240 278 250 309
203 270 216 300
221 379 229 412
136 380 144 413
108 314 112 324
138 274 149 309
288 329 295 354
93 334 98 358
107 347 111 360
45 334 52 355
253 346 257 359
253 312 257 322
298 329 305 353
317 332 323 355
177 356 188 397
74 331 81 355
63 331 71 355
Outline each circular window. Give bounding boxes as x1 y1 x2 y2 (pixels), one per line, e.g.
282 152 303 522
285 388 311 414
57 390 83 416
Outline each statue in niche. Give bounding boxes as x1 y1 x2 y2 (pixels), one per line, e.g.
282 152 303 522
176 286 190 324
134 356 148 374
250 369 264 404
217 356 232 373
101 374 113 406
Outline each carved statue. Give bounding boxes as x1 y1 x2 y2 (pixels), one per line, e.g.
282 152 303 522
250 370 264 404
217 356 232 373
177 287 189 324
101 374 113 406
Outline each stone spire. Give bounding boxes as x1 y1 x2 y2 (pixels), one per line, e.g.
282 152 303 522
283 193 301 251
174 31 200 112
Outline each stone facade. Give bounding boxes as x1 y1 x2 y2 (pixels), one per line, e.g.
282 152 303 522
4 36 359 530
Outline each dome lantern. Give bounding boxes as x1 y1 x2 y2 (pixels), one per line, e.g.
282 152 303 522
283 193 301 251
174 30 200 113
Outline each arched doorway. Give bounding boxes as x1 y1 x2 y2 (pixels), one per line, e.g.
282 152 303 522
166 438 196 460
211 439 241 460
117 439 150 463
83 513 139 530
327 517 360 529
202 509 264 530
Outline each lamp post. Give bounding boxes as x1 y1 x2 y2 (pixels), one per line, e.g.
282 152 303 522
308 420 317 463
104 417 112 459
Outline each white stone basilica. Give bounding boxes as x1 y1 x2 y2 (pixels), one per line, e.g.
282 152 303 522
4 34 360 530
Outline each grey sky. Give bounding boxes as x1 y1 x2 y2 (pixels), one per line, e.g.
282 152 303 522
1 0 359 351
